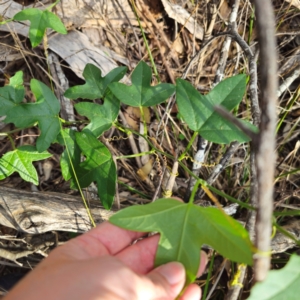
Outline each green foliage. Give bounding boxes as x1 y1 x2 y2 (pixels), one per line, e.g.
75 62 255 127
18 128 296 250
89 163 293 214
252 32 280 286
176 75 253 144
108 61 175 107
0 79 61 152
64 64 127 100
58 129 81 181
1 7 258 286
110 198 253 285
248 254 300 300
0 71 25 114
71 132 116 209
13 7 67 47
0 146 51 185
74 91 120 137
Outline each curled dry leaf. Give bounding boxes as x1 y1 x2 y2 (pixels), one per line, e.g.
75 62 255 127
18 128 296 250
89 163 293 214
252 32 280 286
43 160 53 181
139 123 150 165
124 107 151 131
161 0 204 40
137 158 154 181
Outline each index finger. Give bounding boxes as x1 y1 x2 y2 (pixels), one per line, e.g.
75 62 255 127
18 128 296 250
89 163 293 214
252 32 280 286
65 221 148 259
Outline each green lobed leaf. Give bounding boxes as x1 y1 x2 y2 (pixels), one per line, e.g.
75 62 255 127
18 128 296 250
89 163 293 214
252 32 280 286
72 131 116 209
176 75 253 144
75 91 120 137
57 129 81 181
64 64 127 100
0 71 25 115
3 79 61 152
248 254 300 300
108 61 175 107
109 199 253 286
0 145 52 185
13 8 67 47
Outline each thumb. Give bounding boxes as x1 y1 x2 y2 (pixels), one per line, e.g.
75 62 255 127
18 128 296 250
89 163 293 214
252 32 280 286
144 262 186 299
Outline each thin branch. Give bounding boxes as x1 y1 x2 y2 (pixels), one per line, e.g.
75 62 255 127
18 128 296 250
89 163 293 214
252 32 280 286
253 0 278 283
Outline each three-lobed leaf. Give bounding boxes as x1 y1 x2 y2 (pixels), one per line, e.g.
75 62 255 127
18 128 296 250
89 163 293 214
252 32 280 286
176 75 254 144
109 61 175 107
110 199 253 285
75 91 120 137
3 79 61 152
71 131 116 209
64 64 127 100
13 7 67 47
0 71 25 115
0 145 51 185
248 254 300 300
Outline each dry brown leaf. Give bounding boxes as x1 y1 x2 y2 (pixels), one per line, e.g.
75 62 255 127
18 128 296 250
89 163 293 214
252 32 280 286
139 123 149 165
137 158 154 181
43 160 53 181
284 0 300 9
161 0 203 40
219 0 231 21
173 36 184 54
124 107 151 130
54 0 138 29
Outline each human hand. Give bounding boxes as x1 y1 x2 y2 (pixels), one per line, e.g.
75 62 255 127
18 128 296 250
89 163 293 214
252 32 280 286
5 221 207 300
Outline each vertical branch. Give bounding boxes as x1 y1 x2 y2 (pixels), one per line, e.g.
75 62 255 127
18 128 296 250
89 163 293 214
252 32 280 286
253 0 278 282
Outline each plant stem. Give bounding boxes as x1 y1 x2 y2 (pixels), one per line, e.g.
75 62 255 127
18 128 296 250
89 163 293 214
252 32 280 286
118 180 150 199
139 106 147 136
0 133 16 150
202 251 215 300
130 0 160 82
178 131 198 161
117 150 154 160
188 179 201 204
59 125 96 228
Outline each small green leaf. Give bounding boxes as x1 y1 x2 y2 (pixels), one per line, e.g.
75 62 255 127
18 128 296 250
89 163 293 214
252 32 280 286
0 145 52 185
75 91 120 137
175 78 209 131
13 8 67 47
64 64 127 100
176 75 252 144
110 199 253 285
109 61 175 107
72 131 116 209
248 254 300 300
0 71 25 115
3 79 61 152
57 129 81 181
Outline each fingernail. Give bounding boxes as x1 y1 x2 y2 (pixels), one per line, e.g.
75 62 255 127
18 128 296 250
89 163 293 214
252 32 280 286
157 262 185 285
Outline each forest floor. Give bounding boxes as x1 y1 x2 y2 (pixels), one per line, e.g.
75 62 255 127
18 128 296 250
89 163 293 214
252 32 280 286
0 0 300 299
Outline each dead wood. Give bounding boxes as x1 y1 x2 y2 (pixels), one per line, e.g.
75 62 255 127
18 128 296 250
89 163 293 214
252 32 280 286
0 186 114 234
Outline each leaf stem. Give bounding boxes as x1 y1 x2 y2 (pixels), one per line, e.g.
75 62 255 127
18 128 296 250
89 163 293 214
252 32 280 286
178 131 198 161
117 150 154 160
188 179 201 204
59 124 96 228
0 133 16 150
139 106 147 136
0 18 13 25
202 251 215 300
118 180 150 199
